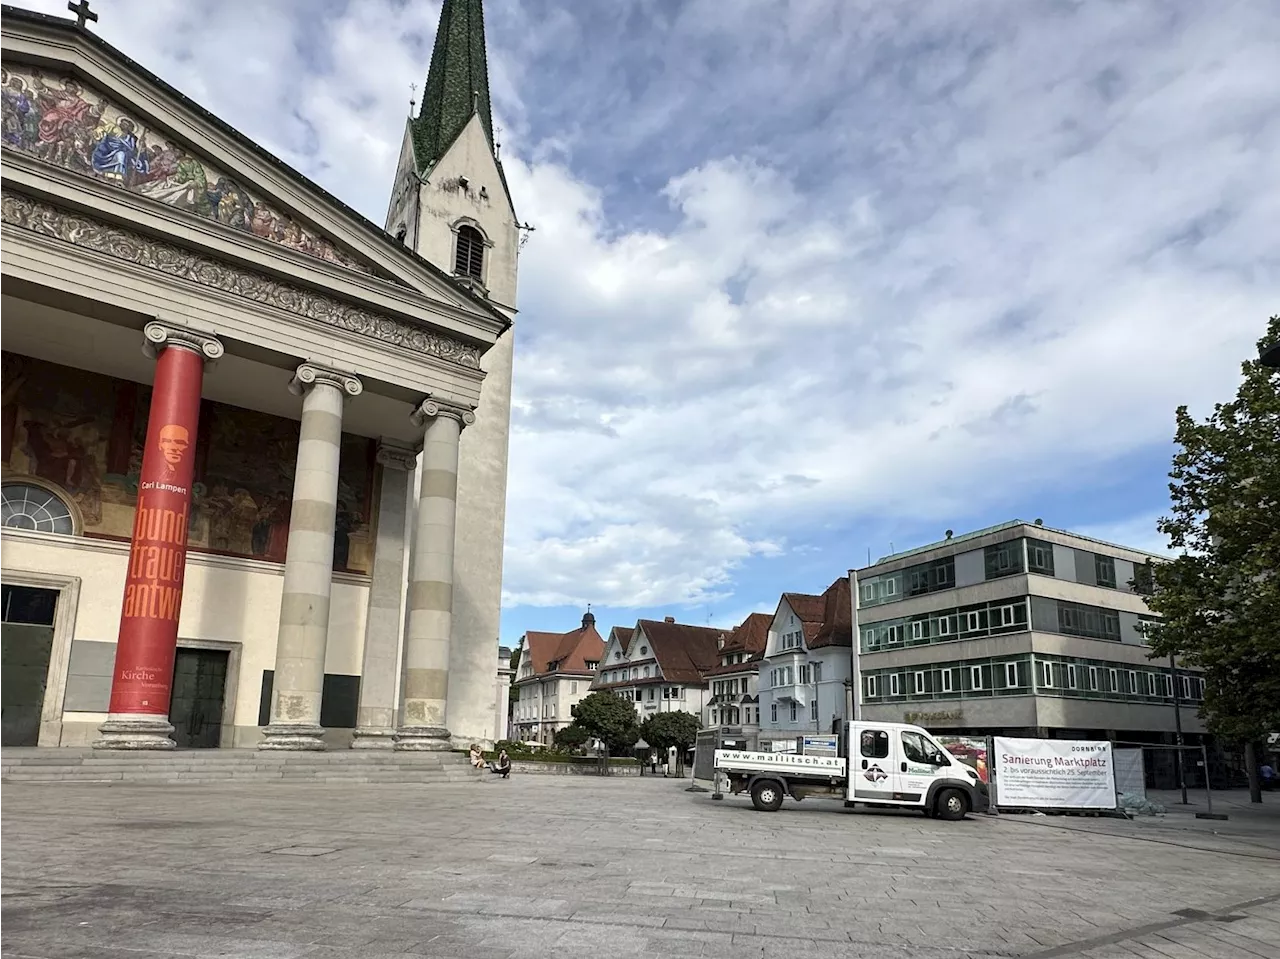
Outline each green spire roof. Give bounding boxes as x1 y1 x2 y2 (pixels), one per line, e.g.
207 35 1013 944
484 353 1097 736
412 0 493 170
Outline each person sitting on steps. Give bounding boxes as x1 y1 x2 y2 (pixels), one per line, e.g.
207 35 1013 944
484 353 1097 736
468 744 486 769
491 749 511 779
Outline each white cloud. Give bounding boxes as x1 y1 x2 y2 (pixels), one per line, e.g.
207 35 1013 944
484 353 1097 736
9 0 1275 615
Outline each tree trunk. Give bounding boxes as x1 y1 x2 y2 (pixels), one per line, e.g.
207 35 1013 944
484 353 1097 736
1245 741 1262 803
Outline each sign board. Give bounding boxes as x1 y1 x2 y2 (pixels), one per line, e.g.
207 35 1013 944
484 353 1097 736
993 737 1116 809
801 736 839 756
714 749 846 776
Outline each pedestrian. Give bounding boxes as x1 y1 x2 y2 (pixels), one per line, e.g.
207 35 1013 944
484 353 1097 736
491 748 511 779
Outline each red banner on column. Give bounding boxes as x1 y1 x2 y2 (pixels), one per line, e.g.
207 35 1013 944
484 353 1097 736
108 345 205 716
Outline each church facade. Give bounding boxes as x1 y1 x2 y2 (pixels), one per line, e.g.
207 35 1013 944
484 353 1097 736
0 0 519 750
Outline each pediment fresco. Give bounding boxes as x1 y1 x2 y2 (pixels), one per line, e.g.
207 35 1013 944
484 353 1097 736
1 64 371 273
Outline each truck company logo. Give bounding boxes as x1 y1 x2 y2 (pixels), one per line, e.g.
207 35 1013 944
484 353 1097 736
863 765 888 783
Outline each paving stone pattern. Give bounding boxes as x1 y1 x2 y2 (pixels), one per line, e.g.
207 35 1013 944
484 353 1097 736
2 776 1278 958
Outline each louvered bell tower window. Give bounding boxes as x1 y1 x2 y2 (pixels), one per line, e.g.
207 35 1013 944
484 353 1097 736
454 225 485 283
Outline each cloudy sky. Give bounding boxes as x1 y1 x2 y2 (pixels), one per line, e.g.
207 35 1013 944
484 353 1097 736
12 0 1277 643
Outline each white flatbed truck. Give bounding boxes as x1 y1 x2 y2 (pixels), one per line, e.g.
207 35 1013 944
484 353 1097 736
714 721 988 820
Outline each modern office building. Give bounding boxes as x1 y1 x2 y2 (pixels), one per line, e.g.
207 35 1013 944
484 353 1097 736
851 521 1206 751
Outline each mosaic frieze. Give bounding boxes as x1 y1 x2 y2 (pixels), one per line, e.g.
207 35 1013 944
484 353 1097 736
1 65 369 273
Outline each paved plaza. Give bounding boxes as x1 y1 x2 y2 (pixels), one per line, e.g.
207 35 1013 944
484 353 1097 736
2 775 1278 959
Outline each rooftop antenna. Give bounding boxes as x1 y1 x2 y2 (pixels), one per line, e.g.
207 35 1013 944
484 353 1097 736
408 82 417 116
494 123 502 160
518 221 537 250
890 541 895 554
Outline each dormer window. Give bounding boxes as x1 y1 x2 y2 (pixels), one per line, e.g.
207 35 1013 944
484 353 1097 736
455 224 484 281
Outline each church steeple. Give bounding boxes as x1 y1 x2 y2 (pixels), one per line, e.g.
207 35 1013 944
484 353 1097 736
412 0 494 171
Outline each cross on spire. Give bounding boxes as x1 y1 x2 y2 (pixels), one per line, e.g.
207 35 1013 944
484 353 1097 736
67 0 97 29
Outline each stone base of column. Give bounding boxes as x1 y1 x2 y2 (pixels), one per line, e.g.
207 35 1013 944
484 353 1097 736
394 726 453 751
450 734 495 751
93 715 176 750
350 727 397 749
258 724 327 751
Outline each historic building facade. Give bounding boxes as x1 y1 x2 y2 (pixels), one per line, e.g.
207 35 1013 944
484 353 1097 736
0 1 517 749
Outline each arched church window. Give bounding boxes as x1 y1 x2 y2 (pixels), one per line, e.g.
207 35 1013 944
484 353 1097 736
454 224 485 281
1 481 76 535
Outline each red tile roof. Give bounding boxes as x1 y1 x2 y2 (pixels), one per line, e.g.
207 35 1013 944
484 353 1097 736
521 618 605 678
781 591 827 624
609 625 634 653
811 577 853 648
635 619 724 684
701 612 772 677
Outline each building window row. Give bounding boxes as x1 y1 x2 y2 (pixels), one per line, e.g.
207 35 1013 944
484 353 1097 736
859 537 1141 609
859 555 956 607
863 656 1031 701
617 686 687 704
764 699 821 725
861 595 1144 652
862 654 1203 706
710 706 757 726
860 598 1030 652
768 662 824 688
713 678 747 697
778 629 804 650
601 664 656 683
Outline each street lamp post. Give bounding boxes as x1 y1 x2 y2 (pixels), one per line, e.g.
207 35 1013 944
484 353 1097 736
1169 653 1189 805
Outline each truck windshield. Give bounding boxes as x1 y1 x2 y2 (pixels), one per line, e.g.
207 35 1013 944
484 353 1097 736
901 731 945 765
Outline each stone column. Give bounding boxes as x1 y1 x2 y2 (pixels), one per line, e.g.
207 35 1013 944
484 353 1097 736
395 397 474 750
95 322 223 750
259 364 362 750
350 440 418 748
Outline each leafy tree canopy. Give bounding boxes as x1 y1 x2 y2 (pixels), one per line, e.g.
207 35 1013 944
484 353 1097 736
569 691 638 754
1142 316 1280 743
553 724 590 750
639 711 701 754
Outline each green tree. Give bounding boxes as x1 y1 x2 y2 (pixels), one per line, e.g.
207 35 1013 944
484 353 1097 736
553 724 590 751
1141 316 1280 803
639 710 701 754
570 691 639 754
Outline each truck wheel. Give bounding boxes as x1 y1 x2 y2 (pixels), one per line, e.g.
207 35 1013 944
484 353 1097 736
935 788 968 821
750 780 785 812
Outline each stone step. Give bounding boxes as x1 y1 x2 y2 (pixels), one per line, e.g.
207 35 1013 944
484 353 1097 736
2 770 481 784
0 746 483 784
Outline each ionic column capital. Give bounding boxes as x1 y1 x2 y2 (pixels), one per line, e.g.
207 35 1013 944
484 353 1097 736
142 321 224 362
375 440 419 472
289 363 363 398
410 395 476 429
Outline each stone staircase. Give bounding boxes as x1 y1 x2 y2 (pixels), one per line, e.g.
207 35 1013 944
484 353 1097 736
0 747 484 785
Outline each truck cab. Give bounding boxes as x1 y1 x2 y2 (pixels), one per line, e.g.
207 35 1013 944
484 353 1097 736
714 721 987 821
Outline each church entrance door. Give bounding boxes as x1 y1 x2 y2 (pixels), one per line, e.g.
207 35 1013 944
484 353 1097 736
1 585 58 747
170 648 228 748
